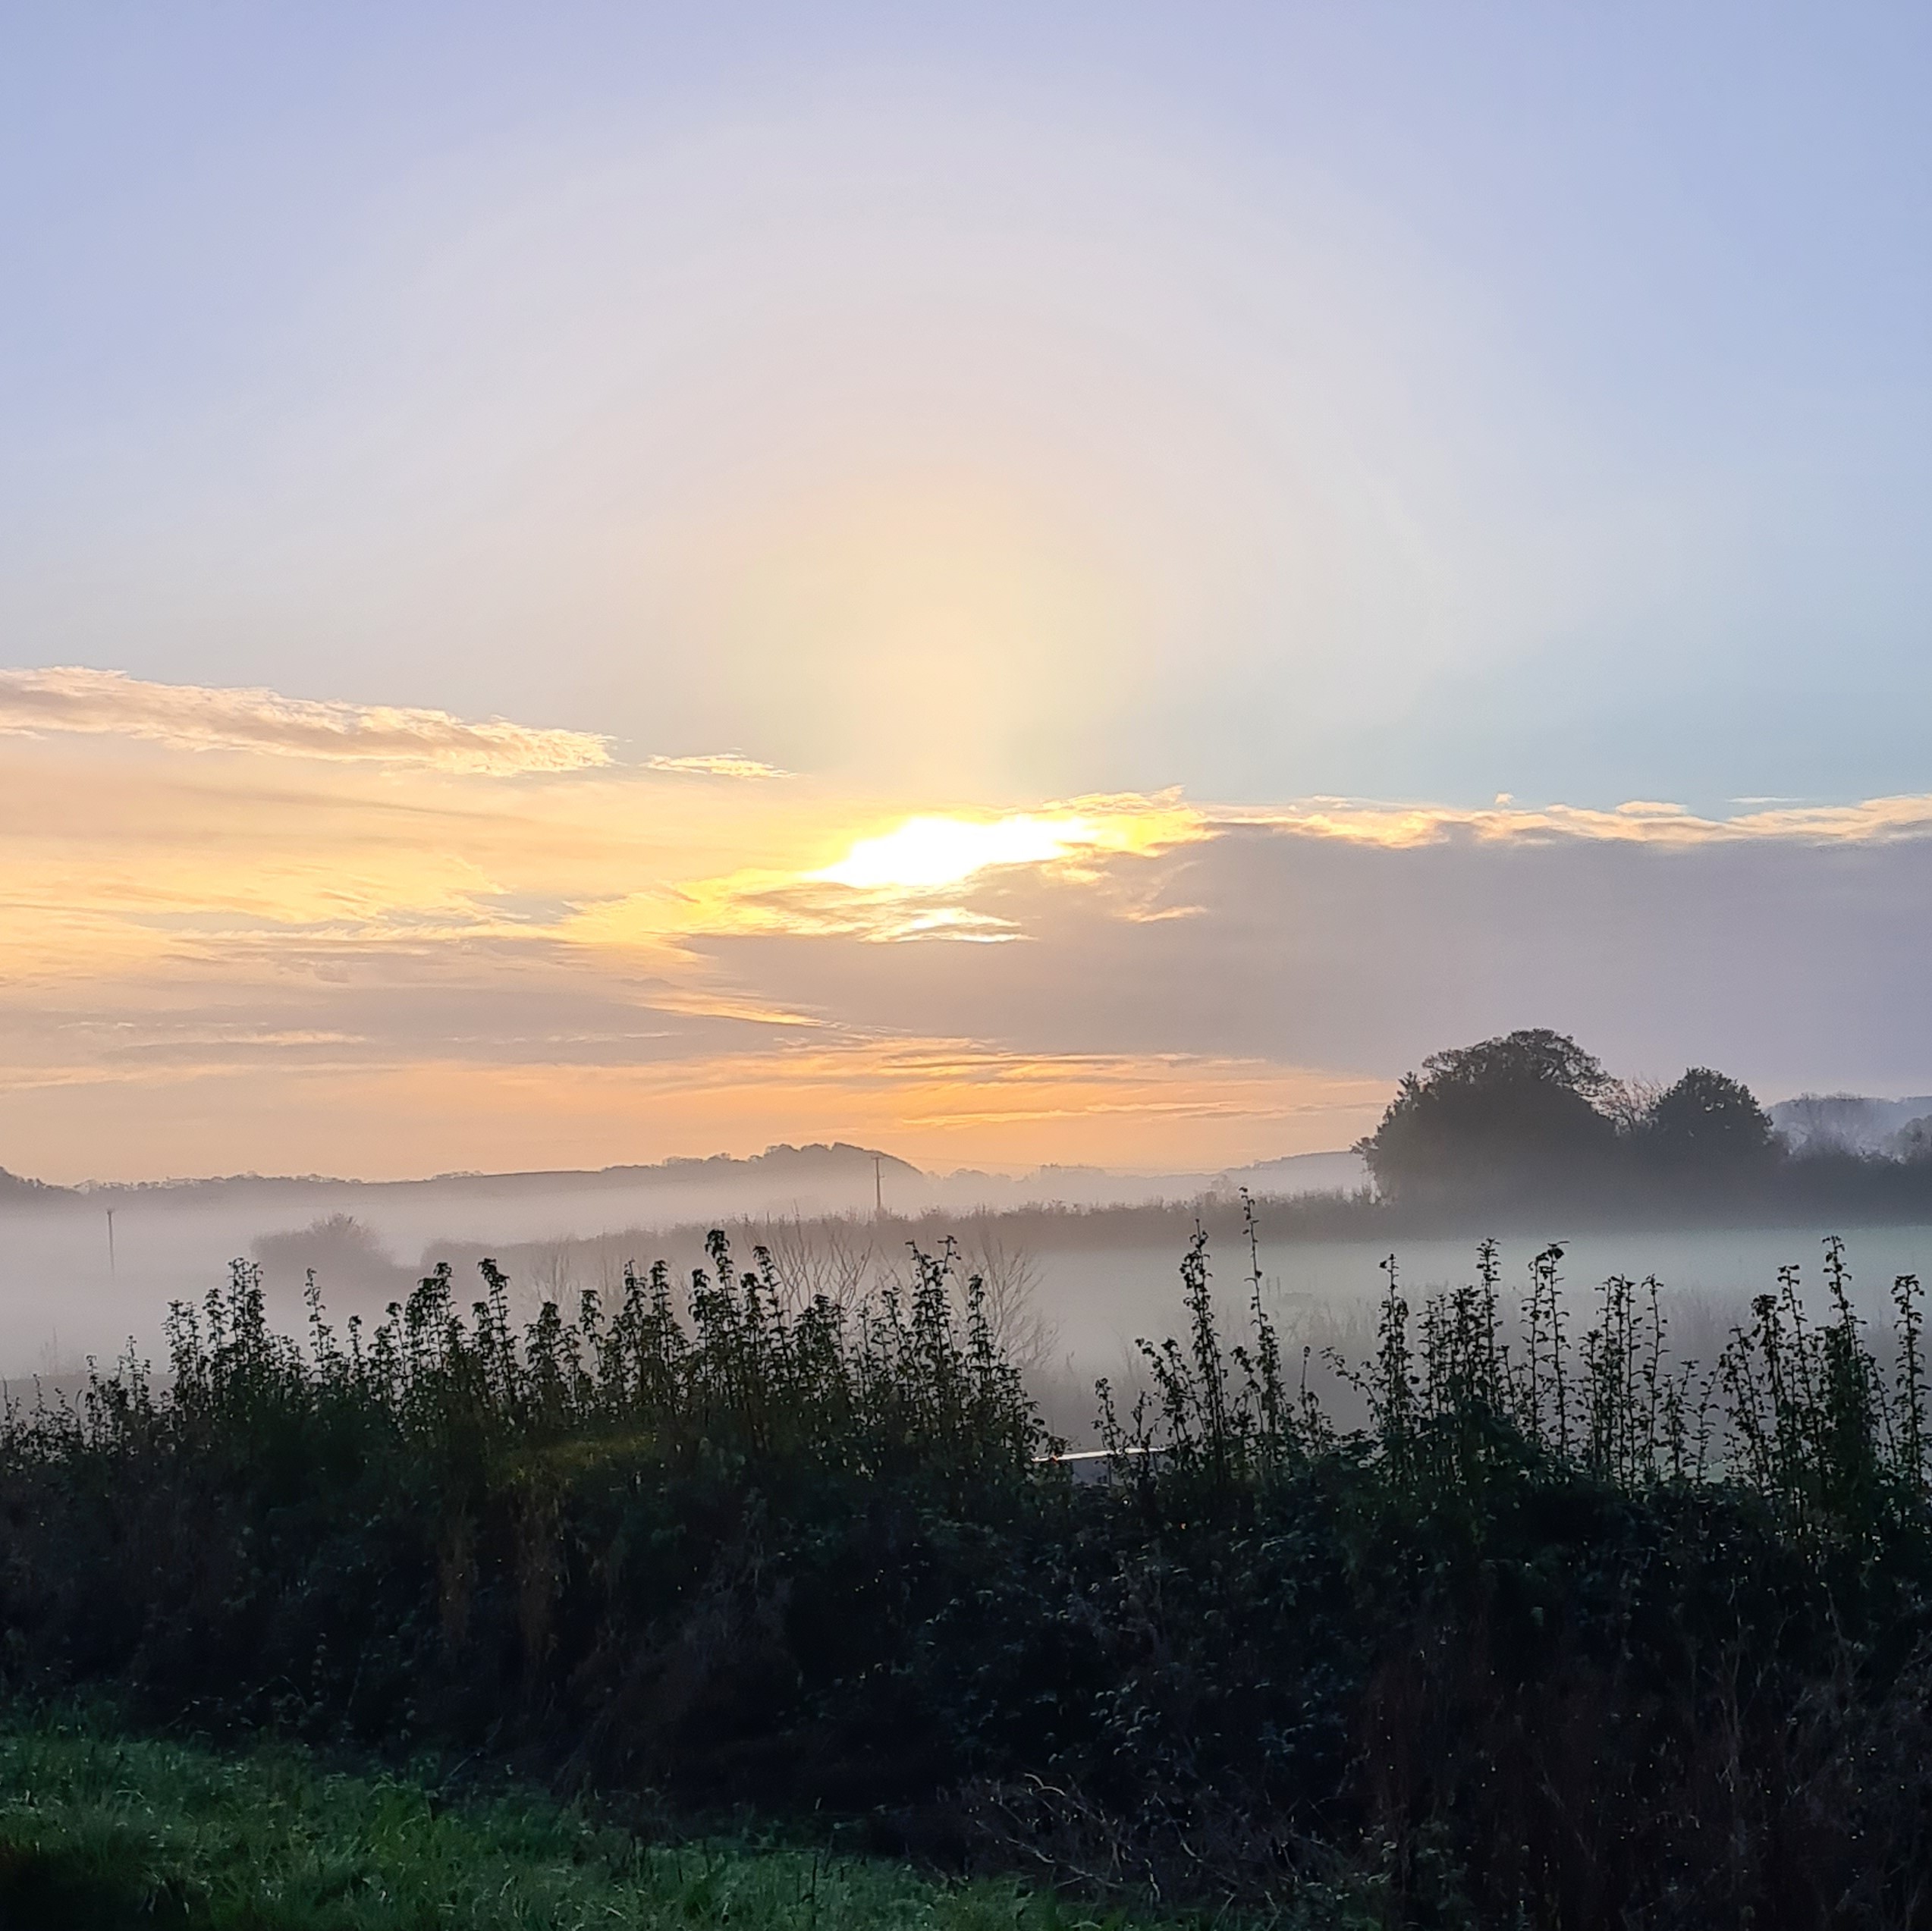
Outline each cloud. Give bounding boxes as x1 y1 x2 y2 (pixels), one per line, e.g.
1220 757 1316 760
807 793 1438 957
695 815 1932 1099
644 753 790 779
11 722 1932 1179
0 1001 1387 1182
1223 792 1932 848
0 667 612 774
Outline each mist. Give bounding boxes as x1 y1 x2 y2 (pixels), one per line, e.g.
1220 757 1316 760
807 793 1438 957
0 1142 1361 1381
14 1157 1932 1462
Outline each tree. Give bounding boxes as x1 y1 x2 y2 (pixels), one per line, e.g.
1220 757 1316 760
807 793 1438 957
1357 1028 1621 1204
1639 1068 1776 1172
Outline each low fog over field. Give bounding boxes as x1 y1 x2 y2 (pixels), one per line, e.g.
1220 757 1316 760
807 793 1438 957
8 1132 1932 1452
0 1143 1363 1381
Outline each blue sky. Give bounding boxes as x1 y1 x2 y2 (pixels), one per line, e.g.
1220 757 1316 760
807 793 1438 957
7 4 1930 811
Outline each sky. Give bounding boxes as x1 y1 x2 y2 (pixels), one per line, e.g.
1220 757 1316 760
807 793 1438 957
4 3 1932 1182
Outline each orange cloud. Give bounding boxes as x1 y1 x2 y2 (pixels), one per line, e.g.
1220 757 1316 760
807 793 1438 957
644 752 790 779
0 1038 1387 1185
0 667 614 774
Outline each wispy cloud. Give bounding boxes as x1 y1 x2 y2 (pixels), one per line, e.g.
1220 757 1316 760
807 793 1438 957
0 667 612 775
645 752 790 779
1224 793 1932 848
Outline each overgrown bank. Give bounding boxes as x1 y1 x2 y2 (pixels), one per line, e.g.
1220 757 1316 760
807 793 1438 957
5 1226 1932 1927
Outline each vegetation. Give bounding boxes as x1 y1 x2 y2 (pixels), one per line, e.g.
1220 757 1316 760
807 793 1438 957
7 1214 1932 1926
1356 1026 1921 1220
1356 1029 1625 1206
1639 1063 1778 1172
0 1713 1151 1929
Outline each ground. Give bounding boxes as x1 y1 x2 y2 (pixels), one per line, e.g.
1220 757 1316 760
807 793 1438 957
0 1713 1161 1931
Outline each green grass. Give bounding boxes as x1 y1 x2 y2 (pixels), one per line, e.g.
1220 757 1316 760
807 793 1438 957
0 1716 1161 1931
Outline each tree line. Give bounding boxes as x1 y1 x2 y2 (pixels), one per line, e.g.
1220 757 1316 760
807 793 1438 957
1356 1027 1925 1215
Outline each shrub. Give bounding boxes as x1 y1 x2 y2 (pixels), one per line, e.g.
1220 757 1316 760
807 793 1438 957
5 1214 1932 1927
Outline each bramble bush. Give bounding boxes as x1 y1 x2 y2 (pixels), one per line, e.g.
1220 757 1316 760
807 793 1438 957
5 1211 1932 1927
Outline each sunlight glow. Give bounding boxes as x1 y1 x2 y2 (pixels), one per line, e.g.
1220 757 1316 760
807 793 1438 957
815 803 1203 893
817 815 1094 890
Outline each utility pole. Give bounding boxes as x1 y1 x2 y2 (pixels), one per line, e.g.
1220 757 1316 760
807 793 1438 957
873 1154 883 1220
105 1208 115 1278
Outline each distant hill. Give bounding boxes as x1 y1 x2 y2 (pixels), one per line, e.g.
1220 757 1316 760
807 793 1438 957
0 1166 70 1200
0 1141 1368 1242
1215 1149 1371 1196
8 1142 919 1206
914 1149 1368 1211
403 1141 927 1203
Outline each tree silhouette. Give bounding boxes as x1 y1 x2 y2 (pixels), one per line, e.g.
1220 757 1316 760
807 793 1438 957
1358 1028 1620 1204
1638 1067 1776 1172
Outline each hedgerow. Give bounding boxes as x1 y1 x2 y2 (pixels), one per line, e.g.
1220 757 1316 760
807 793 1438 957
5 1212 1931 1926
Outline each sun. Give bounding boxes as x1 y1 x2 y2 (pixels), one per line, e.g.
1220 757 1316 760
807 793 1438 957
812 801 1208 894
814 815 1095 891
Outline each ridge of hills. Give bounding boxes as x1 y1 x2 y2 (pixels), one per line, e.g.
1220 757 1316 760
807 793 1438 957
0 1142 920 1201
0 1142 1366 1214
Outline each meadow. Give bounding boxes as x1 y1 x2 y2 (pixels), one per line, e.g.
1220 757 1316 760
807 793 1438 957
5 1215 1932 1927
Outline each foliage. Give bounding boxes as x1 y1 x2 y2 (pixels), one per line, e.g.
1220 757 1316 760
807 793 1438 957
1636 1066 1776 1173
1359 1028 1792 1211
1355 1028 1622 1204
8 1214 1932 1926
251 1215 411 1300
0 1233 1048 1820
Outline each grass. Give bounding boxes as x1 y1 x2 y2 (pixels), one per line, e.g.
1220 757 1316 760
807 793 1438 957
0 1712 1176 1931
